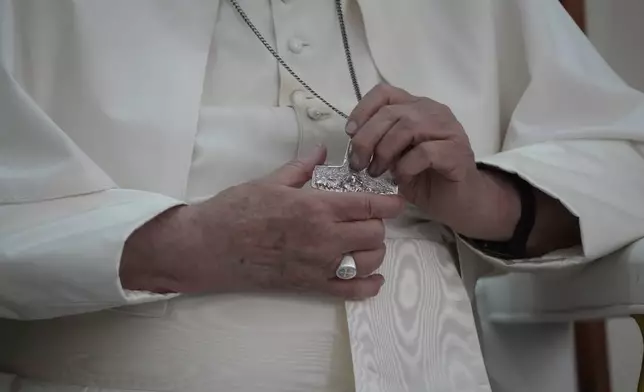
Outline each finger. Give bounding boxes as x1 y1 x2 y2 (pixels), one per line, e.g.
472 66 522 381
351 246 387 277
348 104 405 171
325 274 385 300
367 122 415 177
365 101 456 177
366 117 426 178
393 140 458 179
263 145 327 188
346 84 415 136
333 219 386 253
323 192 405 221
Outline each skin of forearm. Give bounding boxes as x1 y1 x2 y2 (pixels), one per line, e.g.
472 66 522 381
120 205 198 293
460 170 581 257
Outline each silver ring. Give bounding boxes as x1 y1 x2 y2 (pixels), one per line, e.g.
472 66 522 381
336 254 357 280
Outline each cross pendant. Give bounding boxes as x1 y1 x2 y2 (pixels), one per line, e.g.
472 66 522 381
311 142 398 195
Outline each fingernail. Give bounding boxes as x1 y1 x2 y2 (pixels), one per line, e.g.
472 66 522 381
368 163 381 177
350 154 361 169
345 121 358 136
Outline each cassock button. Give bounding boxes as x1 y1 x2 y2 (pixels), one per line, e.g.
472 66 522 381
307 107 331 121
290 89 307 103
287 38 306 54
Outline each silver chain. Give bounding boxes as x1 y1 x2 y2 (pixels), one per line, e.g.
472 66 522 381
228 0 363 119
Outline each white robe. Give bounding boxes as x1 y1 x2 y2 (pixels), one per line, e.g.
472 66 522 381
2 0 644 391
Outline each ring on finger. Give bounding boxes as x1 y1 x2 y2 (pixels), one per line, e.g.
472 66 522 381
336 254 357 280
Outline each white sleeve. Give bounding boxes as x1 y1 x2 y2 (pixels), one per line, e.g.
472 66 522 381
0 191 182 320
462 0 644 270
0 2 182 320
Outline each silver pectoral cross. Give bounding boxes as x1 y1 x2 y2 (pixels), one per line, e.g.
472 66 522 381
311 141 398 280
311 142 398 195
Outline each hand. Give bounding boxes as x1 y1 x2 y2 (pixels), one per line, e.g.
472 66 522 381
121 146 405 300
346 84 519 238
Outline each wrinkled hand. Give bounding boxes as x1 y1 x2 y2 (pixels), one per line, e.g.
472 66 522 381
346 84 487 232
121 146 405 300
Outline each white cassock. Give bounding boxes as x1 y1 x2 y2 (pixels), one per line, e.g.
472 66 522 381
1 0 644 391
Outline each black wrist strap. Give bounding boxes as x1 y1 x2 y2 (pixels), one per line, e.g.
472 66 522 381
465 164 537 259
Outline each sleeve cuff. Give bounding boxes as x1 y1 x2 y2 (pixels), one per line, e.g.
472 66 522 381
477 140 644 262
456 234 588 272
0 189 184 319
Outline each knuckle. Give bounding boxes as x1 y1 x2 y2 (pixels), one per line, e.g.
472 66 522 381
427 101 443 114
377 83 404 97
407 110 424 127
284 159 308 173
375 83 391 95
298 202 329 227
374 143 393 162
418 96 435 108
365 219 386 243
438 103 453 116
302 195 326 213
400 111 420 129
381 105 398 119
362 195 375 219
420 141 434 157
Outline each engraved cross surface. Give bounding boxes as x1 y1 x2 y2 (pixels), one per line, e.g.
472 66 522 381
311 143 398 195
337 267 356 279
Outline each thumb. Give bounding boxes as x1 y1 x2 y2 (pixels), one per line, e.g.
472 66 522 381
264 145 327 188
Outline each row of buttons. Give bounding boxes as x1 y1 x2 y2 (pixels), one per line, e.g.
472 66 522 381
278 1 331 122
280 0 306 54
